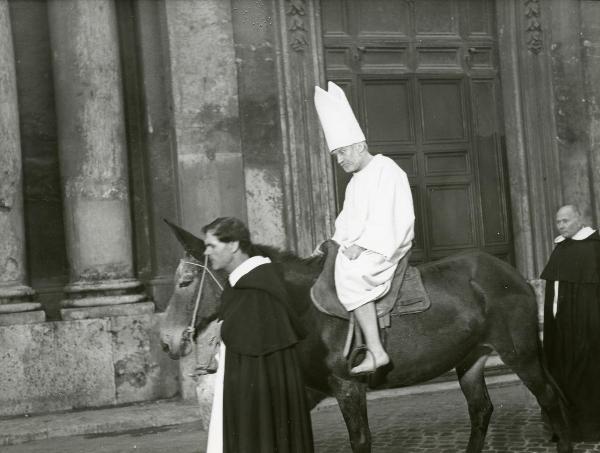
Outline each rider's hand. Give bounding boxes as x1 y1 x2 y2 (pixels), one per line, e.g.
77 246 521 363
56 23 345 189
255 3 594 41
311 240 326 257
342 244 365 260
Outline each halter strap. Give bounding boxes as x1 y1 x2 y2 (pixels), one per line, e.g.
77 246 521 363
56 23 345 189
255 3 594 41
182 259 224 291
181 257 224 338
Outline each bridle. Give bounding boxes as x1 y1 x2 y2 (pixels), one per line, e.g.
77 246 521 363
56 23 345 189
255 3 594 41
179 255 224 347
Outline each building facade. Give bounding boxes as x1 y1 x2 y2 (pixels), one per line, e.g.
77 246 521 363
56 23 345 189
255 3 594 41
1 0 599 415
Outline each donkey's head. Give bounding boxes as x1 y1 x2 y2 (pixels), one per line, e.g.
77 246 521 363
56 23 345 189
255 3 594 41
159 220 225 359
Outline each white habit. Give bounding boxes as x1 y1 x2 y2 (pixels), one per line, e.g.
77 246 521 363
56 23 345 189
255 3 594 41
333 154 414 311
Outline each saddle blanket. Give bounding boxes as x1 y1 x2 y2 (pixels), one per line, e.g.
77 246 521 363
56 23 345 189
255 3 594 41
310 240 431 320
389 266 431 316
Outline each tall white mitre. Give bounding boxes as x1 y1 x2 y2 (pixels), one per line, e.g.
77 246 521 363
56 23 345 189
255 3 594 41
314 81 365 152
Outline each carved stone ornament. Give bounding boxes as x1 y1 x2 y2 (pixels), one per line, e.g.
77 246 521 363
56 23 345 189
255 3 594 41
287 0 309 52
524 0 542 54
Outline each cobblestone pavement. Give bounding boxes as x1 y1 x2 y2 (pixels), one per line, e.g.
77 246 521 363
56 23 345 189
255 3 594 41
312 382 600 453
4 381 600 452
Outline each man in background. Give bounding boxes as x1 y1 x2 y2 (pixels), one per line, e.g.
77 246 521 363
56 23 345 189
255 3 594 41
541 204 600 441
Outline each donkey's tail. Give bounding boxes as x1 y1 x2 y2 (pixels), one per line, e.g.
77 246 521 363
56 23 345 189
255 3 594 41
537 339 569 409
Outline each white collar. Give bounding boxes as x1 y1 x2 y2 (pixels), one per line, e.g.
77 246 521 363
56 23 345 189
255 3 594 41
353 154 381 177
554 226 596 243
228 255 271 286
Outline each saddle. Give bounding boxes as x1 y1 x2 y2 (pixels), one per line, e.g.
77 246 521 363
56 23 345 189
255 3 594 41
310 240 431 328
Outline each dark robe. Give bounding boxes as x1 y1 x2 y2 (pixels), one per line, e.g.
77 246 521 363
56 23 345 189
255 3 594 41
219 262 314 453
541 230 600 441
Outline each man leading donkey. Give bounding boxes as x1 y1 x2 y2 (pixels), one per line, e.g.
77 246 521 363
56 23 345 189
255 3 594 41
314 82 415 375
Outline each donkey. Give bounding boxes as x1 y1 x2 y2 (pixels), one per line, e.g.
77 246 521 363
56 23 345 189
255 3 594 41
160 228 571 453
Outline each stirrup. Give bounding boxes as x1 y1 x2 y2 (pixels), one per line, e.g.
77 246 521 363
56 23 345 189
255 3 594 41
348 345 377 376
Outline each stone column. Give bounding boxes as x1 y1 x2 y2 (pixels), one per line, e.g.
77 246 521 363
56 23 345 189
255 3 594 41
0 0 43 325
47 0 150 320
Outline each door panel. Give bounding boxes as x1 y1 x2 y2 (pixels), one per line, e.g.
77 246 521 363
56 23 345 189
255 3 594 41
363 81 412 142
466 0 494 37
410 186 425 256
322 0 512 263
356 1 409 36
428 184 476 249
419 80 466 142
415 1 459 36
471 79 509 246
417 48 462 69
425 151 469 175
321 0 348 35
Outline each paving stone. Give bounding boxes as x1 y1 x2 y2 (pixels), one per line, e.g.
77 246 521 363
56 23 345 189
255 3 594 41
311 381 600 452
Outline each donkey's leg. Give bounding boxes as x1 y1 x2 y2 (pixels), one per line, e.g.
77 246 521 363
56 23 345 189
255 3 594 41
499 351 572 453
329 376 371 453
456 353 493 453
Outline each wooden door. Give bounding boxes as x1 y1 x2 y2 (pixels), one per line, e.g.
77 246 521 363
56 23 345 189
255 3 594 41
321 0 512 263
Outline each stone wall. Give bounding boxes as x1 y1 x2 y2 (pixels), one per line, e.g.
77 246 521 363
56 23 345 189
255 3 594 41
0 313 179 417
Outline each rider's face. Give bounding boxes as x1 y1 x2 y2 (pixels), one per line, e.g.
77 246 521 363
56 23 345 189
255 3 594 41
204 232 237 271
332 142 368 173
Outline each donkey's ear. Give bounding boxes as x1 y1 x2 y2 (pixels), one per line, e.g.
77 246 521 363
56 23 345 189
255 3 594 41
163 219 206 260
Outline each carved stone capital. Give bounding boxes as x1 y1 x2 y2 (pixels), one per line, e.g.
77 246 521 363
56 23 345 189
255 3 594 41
286 0 308 52
524 0 543 54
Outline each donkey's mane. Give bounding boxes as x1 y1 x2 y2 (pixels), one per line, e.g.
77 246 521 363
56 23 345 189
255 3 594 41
253 243 324 270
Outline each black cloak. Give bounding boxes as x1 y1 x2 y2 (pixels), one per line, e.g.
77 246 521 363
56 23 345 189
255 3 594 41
219 262 314 453
541 230 600 441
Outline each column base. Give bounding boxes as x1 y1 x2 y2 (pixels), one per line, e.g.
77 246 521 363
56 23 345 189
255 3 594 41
0 286 43 325
0 302 42 313
62 294 147 308
0 310 46 326
0 284 36 303
61 278 147 313
61 301 155 320
63 278 143 297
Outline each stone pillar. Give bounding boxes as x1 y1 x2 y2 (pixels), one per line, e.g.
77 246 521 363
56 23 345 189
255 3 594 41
272 0 336 254
230 0 336 254
496 0 558 280
577 1 600 227
0 0 43 325
230 0 288 249
548 0 593 218
47 0 150 320
163 0 245 235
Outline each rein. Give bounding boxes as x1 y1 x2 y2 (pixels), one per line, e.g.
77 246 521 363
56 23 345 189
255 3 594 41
180 256 224 345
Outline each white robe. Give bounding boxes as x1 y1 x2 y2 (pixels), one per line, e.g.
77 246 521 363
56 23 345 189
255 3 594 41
332 154 414 311
205 342 225 453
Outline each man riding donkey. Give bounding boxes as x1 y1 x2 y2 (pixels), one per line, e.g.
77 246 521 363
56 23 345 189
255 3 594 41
314 82 415 375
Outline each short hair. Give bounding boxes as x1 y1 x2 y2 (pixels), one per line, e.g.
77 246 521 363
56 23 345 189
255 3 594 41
558 204 582 218
332 140 368 155
202 217 255 255
348 141 368 153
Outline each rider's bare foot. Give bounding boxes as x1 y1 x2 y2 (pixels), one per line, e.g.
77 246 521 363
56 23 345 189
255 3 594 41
350 351 390 375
